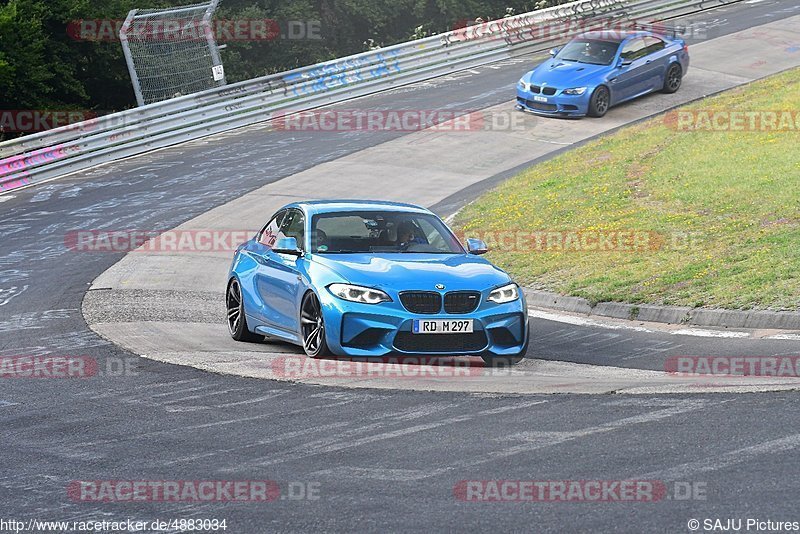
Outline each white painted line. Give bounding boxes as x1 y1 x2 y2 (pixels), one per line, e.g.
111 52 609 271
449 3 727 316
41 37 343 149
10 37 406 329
0 195 14 203
309 466 437 482
528 309 755 338
529 137 574 146
765 334 800 341
228 400 547 472
639 433 800 480
308 401 547 458
671 328 751 339
528 309 653 333
123 378 201 391
216 392 288 408
148 384 219 399
417 400 720 479
0 285 28 307
164 406 212 413
157 421 351 468
162 388 248 404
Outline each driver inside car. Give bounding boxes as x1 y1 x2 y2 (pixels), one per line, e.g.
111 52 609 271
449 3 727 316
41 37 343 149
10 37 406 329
581 41 599 62
395 221 425 248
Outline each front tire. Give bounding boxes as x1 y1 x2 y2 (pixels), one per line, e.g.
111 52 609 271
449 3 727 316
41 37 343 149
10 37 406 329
481 331 529 368
588 85 610 118
227 279 263 342
300 291 331 358
482 354 524 367
662 63 682 94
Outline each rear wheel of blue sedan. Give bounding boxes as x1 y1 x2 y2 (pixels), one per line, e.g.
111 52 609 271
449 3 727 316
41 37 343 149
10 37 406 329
301 292 331 358
662 63 683 93
227 279 263 342
588 86 610 118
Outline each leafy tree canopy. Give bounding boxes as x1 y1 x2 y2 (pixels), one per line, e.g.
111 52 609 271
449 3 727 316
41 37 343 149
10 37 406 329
0 0 560 113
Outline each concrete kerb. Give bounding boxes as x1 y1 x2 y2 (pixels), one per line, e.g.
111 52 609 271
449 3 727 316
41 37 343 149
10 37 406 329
524 288 800 330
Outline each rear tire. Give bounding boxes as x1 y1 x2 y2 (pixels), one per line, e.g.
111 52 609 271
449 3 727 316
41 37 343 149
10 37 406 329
588 86 610 118
662 63 682 94
227 279 263 342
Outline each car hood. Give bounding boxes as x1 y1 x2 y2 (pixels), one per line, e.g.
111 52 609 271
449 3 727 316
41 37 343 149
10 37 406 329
310 253 512 293
524 60 610 88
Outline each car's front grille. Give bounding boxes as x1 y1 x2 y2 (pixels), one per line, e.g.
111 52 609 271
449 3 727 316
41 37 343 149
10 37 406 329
399 291 441 314
444 291 480 314
529 85 557 96
523 100 558 112
393 331 488 353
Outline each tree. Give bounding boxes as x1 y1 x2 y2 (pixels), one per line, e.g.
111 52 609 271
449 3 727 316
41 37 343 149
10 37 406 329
0 0 567 120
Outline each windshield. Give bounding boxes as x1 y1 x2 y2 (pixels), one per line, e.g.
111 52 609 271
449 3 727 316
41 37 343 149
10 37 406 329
555 39 619 66
311 211 465 254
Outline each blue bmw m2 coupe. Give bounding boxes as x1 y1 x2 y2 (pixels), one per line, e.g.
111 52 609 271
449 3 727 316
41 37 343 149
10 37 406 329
227 200 529 365
516 30 690 117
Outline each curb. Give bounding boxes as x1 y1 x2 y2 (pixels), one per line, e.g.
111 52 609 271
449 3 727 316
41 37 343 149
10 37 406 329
523 288 800 330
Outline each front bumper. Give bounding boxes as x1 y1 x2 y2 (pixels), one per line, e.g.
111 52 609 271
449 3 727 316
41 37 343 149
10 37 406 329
516 87 591 117
318 289 529 358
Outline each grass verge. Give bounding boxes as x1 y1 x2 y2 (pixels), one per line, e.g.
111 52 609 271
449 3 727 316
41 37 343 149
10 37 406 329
453 67 800 310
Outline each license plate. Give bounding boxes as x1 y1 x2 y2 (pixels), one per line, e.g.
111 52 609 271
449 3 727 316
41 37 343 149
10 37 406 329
413 319 474 334
533 95 548 102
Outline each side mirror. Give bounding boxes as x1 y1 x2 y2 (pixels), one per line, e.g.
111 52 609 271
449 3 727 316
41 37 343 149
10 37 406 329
618 57 632 68
549 47 559 57
466 238 488 255
273 237 303 256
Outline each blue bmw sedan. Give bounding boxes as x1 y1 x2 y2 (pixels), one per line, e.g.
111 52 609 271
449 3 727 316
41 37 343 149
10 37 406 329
516 30 690 117
227 200 529 365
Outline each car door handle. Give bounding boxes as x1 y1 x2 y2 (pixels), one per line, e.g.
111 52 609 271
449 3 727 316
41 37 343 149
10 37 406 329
645 60 653 64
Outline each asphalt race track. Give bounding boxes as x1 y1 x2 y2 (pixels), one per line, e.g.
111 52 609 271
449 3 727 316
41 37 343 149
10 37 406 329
1 1 800 531
82 10 800 394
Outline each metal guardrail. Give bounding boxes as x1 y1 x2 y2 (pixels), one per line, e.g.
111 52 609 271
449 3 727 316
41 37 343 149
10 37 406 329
0 0 744 194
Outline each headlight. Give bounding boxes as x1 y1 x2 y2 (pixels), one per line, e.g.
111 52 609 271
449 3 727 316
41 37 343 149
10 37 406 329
518 79 528 90
487 283 520 304
562 87 587 95
328 284 391 304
